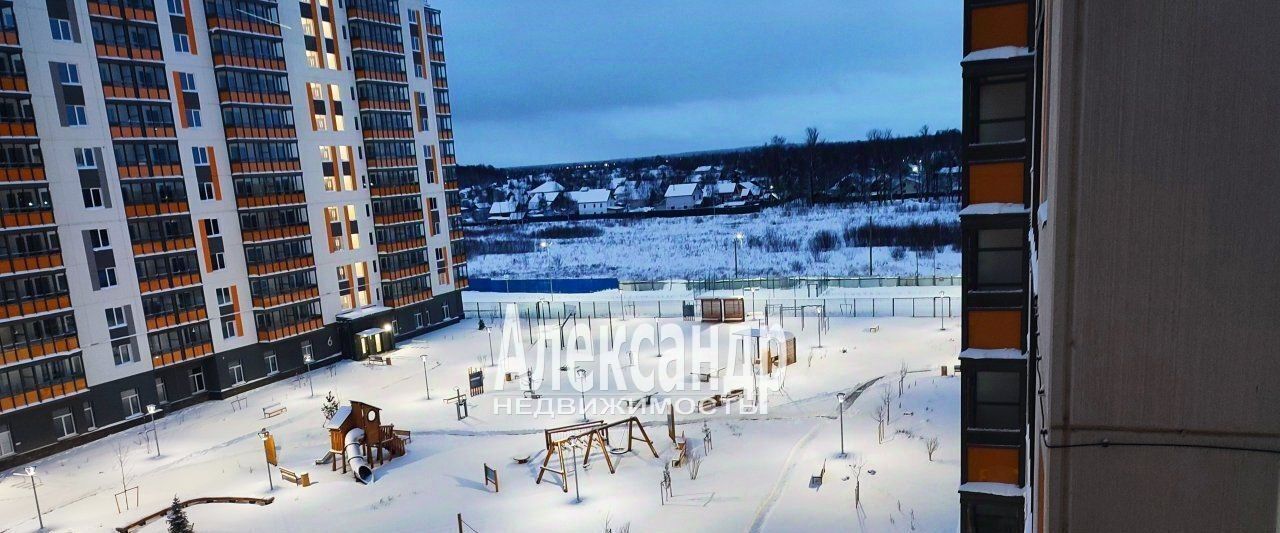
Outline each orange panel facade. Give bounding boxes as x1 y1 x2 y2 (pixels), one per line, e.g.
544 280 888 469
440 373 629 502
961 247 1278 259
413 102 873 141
967 309 1023 349
966 444 1021 484
969 3 1029 52
968 161 1025 204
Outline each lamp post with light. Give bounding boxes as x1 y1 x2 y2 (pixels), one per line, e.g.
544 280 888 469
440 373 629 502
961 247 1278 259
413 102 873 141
539 240 554 300
146 404 161 457
836 392 847 457
303 353 314 397
13 466 42 529
575 367 589 422
421 354 432 400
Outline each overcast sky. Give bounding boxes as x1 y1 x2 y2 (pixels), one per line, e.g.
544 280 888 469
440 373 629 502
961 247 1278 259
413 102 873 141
429 0 960 167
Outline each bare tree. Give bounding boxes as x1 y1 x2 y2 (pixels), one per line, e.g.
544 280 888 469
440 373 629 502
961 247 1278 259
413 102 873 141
925 436 940 461
686 445 703 480
898 362 908 398
879 384 893 422
870 405 886 443
802 127 823 204
850 456 867 507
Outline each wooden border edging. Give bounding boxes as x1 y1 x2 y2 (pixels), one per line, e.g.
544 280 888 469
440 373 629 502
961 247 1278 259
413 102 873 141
116 496 275 532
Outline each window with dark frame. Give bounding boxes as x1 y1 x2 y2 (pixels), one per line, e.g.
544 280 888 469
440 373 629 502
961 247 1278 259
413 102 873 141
974 75 1026 144
971 370 1022 430
973 228 1024 289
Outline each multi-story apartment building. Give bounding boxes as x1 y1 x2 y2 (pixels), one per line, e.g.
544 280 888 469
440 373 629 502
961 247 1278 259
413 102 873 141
0 0 466 468
961 1 1278 531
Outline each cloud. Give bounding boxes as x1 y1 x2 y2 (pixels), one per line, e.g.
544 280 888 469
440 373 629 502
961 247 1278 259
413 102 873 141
430 0 961 167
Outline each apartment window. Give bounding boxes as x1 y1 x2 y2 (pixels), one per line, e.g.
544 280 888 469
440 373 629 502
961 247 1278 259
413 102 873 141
264 351 278 375
210 252 226 270
50 18 73 41
975 77 1026 144
112 343 133 365
166 0 184 15
83 403 96 430
965 501 1022 532
89 229 110 250
203 219 220 237
83 188 104 208
121 389 142 418
98 267 118 288
186 109 202 127
56 63 79 85
216 287 232 306
173 33 191 53
155 377 168 404
971 371 1022 430
105 306 127 329
75 148 96 168
413 312 422 329
66 105 87 126
191 146 209 165
53 408 75 439
199 181 215 201
973 229 1024 289
221 318 237 338
189 367 206 393
229 360 245 384
0 425 12 457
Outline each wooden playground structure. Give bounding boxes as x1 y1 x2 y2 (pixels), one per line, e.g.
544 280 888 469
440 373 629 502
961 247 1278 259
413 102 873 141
321 400 410 483
535 417 659 492
699 296 747 323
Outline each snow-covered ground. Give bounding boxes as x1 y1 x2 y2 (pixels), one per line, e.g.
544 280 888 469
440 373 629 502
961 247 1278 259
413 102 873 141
0 315 960 532
470 201 960 279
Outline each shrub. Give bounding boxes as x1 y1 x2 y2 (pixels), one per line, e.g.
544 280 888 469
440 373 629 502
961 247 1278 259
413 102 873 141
531 224 604 239
808 229 841 256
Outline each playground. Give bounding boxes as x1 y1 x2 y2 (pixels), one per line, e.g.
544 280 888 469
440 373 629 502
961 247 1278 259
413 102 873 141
0 301 962 532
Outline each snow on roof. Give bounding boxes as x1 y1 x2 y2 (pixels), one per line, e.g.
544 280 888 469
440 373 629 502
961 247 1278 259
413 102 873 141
529 180 565 194
337 305 391 320
741 182 762 195
567 188 611 204
961 46 1033 63
715 181 739 194
959 348 1025 360
722 200 747 207
959 203 1029 217
959 482 1026 498
693 165 713 173
324 405 351 429
664 183 700 198
529 191 561 205
489 201 517 215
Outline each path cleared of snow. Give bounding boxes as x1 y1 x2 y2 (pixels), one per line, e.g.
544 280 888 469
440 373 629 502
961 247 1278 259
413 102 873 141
0 316 960 532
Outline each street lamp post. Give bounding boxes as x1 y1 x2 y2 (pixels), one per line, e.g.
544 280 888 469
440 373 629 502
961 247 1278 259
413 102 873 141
938 291 947 331
539 240 554 301
13 466 41 530
836 392 847 457
258 429 273 490
421 354 432 400
484 325 495 366
303 354 314 397
575 367 589 422
146 404 161 457
733 232 744 280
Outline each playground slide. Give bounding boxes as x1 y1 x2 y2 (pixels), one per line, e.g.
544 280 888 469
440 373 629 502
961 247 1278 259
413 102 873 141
343 428 374 484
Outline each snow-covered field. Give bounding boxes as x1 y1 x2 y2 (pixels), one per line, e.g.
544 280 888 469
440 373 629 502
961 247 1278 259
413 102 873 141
0 315 960 532
469 201 960 280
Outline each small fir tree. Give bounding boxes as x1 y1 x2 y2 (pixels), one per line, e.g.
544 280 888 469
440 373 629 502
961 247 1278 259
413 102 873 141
166 496 195 533
321 391 340 422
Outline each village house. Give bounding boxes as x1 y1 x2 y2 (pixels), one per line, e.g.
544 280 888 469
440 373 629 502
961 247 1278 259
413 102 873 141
663 182 704 210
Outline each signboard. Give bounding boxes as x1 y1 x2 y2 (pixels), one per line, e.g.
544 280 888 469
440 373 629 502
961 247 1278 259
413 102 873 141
483 463 499 492
468 368 484 396
263 433 278 466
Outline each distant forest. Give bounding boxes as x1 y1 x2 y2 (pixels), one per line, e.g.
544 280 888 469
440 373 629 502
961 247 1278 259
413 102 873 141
456 127 961 202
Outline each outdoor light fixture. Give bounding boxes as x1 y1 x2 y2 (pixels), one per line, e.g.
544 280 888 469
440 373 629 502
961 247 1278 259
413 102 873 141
421 354 432 399
575 367 589 422
13 466 41 529
383 323 393 332
146 404 161 457
836 392 847 457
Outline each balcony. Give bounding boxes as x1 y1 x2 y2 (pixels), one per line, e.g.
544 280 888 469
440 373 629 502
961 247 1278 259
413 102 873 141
230 160 301 174
350 38 404 55
438 128 453 140
152 341 214 368
87 1 157 22
433 78 448 89
247 256 315 277
0 335 79 367
236 192 306 208
0 294 71 321
370 183 420 197
366 156 416 169
224 126 297 140
213 54 287 72
454 277 469 289
450 229 464 241
386 288 431 308
434 104 451 115
110 124 177 139
132 237 196 256
347 8 400 26
382 264 429 282
428 24 443 36
218 90 291 106
0 164 43 182
117 163 182 179
0 119 36 137
95 44 164 62
452 253 467 265
355 68 408 83
441 155 456 166
124 201 189 218
0 74 28 93
444 180 459 192
0 252 63 275
103 84 170 101
373 211 424 225
362 128 413 140
377 237 426 254
0 30 19 47
251 286 319 309
139 272 201 294
242 223 310 243
0 377 87 414
257 317 323 342
206 16 282 37
359 99 411 112
0 209 54 229
145 307 208 331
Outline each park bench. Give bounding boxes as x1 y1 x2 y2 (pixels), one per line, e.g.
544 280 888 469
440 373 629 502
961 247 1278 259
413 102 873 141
262 402 287 418
624 392 655 408
698 394 723 411
392 428 412 445
279 466 312 487
809 460 827 488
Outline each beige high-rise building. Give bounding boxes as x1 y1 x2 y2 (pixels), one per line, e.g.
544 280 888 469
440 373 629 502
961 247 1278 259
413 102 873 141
0 0 467 468
960 1 1279 531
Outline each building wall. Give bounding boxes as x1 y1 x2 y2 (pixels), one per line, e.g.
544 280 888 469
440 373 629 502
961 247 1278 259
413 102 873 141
0 0 468 469
1035 0 1280 531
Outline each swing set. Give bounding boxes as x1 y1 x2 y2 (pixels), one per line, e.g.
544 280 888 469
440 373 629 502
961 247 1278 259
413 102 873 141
535 417 659 492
